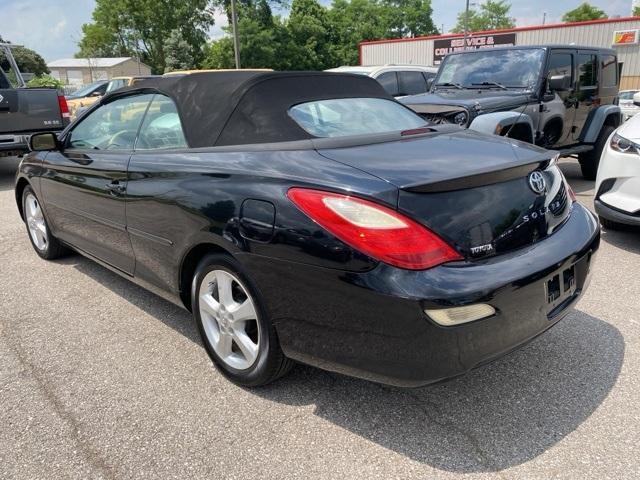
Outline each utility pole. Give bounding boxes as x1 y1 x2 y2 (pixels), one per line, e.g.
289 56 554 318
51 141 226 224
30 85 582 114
464 0 471 46
230 0 241 69
542 12 547 25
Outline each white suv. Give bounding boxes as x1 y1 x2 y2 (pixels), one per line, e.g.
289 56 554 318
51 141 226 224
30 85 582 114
326 65 438 98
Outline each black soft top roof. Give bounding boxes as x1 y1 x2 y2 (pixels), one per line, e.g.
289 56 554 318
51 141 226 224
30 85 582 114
107 71 392 148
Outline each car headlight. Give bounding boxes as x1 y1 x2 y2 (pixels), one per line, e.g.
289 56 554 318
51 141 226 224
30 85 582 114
453 111 468 126
610 133 639 154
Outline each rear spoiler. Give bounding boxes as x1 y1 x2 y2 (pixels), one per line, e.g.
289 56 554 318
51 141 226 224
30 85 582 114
403 156 555 193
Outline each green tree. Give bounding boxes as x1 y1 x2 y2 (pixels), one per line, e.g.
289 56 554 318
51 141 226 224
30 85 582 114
0 36 49 75
204 0 439 69
452 0 515 33
76 0 215 74
327 0 394 65
384 0 438 38
562 3 607 23
203 5 293 70
287 0 333 69
164 29 197 72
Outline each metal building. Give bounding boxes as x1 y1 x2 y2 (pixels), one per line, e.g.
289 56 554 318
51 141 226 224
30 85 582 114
359 17 640 89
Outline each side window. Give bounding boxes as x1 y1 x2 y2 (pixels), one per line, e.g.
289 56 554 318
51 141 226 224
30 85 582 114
106 79 126 93
422 71 436 82
95 83 108 96
578 54 597 89
376 72 399 96
67 94 154 150
398 71 428 95
136 95 187 150
547 53 573 81
601 54 618 88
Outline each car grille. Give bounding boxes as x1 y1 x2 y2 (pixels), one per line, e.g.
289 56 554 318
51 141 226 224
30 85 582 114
422 113 454 124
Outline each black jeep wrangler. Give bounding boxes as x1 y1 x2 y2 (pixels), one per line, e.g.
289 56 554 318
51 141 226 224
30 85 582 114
401 45 621 180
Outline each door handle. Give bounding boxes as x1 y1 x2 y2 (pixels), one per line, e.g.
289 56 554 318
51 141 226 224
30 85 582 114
105 181 126 195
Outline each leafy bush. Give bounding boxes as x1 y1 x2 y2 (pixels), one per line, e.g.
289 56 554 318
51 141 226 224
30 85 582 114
27 75 63 89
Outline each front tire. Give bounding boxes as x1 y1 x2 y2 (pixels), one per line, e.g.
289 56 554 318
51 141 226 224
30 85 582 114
191 253 293 387
579 125 615 181
22 186 67 260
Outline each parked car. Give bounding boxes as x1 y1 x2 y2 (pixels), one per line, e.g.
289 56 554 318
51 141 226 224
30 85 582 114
326 65 438 98
618 89 640 121
401 46 621 180
105 75 158 94
0 45 70 159
595 108 640 229
16 71 599 387
65 80 108 120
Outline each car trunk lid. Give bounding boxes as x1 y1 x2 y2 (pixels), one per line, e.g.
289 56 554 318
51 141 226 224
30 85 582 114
317 130 572 259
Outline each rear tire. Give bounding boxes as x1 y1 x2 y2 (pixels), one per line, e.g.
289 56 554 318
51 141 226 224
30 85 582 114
22 186 67 260
579 125 615 181
191 253 294 387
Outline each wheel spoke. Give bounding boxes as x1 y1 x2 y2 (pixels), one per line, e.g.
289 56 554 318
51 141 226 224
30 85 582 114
216 332 233 358
232 329 258 363
229 299 256 323
200 293 220 319
216 271 234 307
35 229 47 247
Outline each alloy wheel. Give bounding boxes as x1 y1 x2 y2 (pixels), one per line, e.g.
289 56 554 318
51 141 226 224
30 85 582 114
198 269 261 370
25 193 48 251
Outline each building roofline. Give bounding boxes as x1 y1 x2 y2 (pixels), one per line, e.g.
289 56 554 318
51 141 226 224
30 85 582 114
359 16 640 47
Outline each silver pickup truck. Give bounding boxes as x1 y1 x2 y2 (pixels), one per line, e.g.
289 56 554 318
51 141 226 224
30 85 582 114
0 44 69 158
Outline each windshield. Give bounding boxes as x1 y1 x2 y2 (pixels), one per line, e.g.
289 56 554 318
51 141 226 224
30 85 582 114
68 82 104 98
436 48 545 89
289 98 425 137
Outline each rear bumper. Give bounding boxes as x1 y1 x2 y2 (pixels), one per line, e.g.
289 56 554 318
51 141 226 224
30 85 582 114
240 203 600 387
0 134 28 156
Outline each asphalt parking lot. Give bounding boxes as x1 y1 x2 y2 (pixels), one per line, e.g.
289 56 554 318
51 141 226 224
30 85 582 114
0 156 639 479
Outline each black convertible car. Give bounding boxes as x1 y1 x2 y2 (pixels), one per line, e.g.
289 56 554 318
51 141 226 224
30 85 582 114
16 71 599 387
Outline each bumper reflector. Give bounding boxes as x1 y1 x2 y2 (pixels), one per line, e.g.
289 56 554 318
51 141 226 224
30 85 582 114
425 304 496 326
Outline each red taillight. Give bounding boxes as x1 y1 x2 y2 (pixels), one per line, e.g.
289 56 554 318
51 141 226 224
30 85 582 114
57 95 70 119
287 188 462 270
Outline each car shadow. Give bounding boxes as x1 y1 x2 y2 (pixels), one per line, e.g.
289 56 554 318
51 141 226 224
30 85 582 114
59 253 623 474
602 225 640 254
0 157 20 192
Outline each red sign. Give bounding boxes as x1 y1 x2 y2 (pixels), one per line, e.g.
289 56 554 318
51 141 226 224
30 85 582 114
613 30 639 45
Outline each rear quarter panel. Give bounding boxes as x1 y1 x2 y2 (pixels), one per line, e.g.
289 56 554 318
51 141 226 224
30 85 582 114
125 148 397 296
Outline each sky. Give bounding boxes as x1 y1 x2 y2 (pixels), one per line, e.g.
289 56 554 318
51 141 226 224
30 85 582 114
0 0 636 62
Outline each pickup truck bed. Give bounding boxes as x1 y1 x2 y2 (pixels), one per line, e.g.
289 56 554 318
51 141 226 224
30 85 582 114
0 68 69 157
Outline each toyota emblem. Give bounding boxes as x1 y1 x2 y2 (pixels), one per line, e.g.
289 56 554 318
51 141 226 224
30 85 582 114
528 171 546 194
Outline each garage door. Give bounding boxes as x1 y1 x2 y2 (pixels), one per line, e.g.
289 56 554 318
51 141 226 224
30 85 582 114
67 70 83 85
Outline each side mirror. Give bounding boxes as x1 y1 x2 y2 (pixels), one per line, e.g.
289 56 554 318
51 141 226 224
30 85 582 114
29 132 59 152
91 91 103 97
633 91 640 107
548 74 571 91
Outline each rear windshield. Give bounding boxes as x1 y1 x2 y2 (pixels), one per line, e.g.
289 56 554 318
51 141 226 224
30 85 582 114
288 98 425 137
